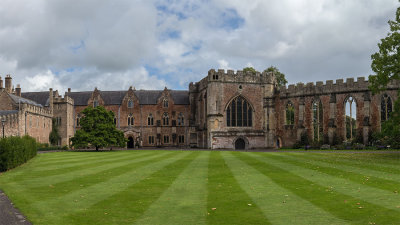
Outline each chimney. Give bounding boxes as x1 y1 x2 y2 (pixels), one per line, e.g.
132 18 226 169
68 88 71 93
5 75 12 93
0 76 3 89
49 88 53 112
15 84 21 96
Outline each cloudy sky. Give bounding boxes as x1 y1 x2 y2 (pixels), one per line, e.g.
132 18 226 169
0 0 398 93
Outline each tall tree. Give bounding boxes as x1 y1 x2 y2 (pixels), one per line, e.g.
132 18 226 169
369 3 400 148
71 106 126 151
369 2 400 93
264 66 288 87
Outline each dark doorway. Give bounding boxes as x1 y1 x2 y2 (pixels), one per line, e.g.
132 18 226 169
127 137 134 149
235 138 246 150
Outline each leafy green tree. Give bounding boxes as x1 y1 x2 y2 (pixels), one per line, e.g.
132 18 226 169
49 118 60 146
243 67 257 75
71 106 126 151
369 3 400 148
264 66 288 87
369 3 400 93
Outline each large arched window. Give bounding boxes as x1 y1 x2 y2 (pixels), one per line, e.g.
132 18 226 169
163 112 169 126
312 100 323 141
226 96 253 127
286 101 295 125
381 94 392 122
148 113 154 125
345 96 356 140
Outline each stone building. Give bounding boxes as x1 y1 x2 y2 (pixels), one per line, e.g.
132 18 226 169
0 69 399 149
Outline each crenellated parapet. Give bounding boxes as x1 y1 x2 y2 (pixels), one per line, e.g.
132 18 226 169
54 95 74 105
280 77 400 97
206 69 275 84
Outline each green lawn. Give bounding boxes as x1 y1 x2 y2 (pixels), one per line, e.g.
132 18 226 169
0 151 399 225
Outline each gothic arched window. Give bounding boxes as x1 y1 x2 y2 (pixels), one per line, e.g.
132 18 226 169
148 113 154 125
128 114 134 126
93 99 99 107
345 96 357 140
226 96 253 127
163 112 169 126
381 94 392 122
128 99 134 108
286 101 295 125
312 100 323 141
163 99 169 108
177 112 184 126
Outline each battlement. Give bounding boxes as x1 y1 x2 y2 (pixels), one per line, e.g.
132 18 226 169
54 95 74 105
280 77 400 97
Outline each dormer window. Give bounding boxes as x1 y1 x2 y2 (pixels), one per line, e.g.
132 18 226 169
93 100 99 107
163 99 169 108
128 99 134 108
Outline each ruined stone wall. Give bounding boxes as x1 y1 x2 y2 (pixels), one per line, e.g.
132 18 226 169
277 78 400 147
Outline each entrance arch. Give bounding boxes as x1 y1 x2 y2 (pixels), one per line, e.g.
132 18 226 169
127 137 134 149
235 138 246 150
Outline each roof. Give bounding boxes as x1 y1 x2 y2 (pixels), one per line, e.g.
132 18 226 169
9 94 43 107
0 110 18 116
21 92 50 106
67 90 190 106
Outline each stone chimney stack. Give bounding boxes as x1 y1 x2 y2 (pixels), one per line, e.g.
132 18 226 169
15 84 21 96
68 88 71 93
5 75 12 93
49 88 54 112
0 77 3 90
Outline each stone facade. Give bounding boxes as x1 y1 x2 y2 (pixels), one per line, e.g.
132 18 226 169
1 70 399 149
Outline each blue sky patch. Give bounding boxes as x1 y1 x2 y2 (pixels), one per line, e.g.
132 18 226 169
219 8 245 30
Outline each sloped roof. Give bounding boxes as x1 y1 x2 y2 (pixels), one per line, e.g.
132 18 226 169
9 94 43 107
66 90 190 106
21 92 50 106
65 91 92 106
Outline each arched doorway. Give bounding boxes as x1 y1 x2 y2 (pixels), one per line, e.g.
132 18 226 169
127 137 134 149
235 138 246 150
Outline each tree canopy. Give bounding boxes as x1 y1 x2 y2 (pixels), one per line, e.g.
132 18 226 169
243 67 257 75
71 106 126 150
264 66 288 87
369 3 400 93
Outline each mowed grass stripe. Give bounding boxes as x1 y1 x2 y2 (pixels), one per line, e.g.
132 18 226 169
290 153 400 175
8 151 154 182
24 151 191 225
222 152 349 225
238 152 400 225
63 152 199 225
33 152 122 166
22 152 175 202
253 152 400 212
134 152 210 225
268 153 400 193
207 152 270 225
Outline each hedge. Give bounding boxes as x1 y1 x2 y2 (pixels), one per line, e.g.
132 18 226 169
0 136 37 172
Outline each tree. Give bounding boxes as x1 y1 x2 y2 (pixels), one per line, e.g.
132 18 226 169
369 3 400 148
49 118 60 146
71 106 126 151
243 67 257 75
369 3 400 93
264 66 288 87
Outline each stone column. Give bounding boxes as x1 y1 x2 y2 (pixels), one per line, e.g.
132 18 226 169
328 94 337 144
297 97 305 141
362 92 371 145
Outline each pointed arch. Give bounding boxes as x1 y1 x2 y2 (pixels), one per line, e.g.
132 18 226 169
344 95 357 140
381 93 393 122
286 101 295 125
312 98 323 141
225 95 254 127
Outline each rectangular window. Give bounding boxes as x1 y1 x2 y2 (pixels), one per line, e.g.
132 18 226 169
163 135 169 144
148 136 154 144
178 135 185 143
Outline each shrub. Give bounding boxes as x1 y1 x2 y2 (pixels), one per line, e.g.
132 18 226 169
0 136 37 172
